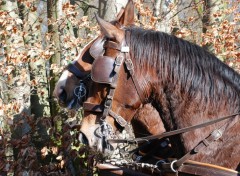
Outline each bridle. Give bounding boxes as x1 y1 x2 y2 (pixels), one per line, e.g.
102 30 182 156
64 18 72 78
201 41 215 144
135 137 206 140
69 33 148 129
67 33 148 151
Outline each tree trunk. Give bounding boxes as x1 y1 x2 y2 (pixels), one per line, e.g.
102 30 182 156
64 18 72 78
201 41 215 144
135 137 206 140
18 0 51 118
152 0 180 33
47 0 61 116
0 0 32 174
98 0 128 21
202 0 225 50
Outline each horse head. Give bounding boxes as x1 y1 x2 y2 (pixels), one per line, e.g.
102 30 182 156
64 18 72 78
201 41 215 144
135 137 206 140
77 7 159 154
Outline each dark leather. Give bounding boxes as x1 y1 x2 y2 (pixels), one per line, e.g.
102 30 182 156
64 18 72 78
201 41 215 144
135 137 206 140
91 56 116 84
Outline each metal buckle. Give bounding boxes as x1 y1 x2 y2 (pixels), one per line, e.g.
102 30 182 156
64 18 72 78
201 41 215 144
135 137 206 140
114 56 124 73
115 56 124 66
125 59 134 72
104 95 113 108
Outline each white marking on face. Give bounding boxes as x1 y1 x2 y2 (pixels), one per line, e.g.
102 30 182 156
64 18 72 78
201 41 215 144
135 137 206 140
55 70 69 96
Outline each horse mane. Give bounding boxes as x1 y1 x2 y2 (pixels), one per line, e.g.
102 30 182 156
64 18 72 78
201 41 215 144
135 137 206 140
125 27 240 110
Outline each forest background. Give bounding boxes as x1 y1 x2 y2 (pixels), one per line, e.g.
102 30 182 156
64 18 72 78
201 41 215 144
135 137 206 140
0 0 239 175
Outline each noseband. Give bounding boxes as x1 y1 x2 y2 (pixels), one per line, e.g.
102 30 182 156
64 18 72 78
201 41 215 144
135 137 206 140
67 62 90 106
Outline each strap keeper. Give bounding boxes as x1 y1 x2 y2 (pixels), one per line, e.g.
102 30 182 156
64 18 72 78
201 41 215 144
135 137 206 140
121 46 129 53
202 139 210 147
211 129 222 141
115 115 128 127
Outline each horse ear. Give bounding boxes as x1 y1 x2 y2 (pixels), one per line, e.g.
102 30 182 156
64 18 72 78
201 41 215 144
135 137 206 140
116 0 134 26
95 14 124 42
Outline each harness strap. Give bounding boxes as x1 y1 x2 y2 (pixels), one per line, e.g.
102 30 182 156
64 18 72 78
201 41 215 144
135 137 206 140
177 160 239 176
125 56 148 103
102 88 115 118
123 35 148 103
104 41 122 51
174 128 223 168
169 115 239 172
160 129 224 172
68 62 88 78
108 112 240 144
108 110 128 127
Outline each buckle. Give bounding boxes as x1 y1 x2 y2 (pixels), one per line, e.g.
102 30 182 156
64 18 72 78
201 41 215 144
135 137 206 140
104 97 112 108
115 56 124 66
114 56 124 73
125 59 134 71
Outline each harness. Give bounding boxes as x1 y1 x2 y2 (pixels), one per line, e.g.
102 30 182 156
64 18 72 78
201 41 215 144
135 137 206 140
79 35 148 128
67 34 240 175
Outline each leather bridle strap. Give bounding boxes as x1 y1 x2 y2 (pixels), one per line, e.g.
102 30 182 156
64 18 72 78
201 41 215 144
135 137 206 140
107 112 240 144
123 33 148 103
124 55 148 103
67 61 88 78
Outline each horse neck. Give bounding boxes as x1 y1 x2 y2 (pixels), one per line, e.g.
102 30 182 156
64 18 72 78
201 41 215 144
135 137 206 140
127 27 239 129
139 59 240 132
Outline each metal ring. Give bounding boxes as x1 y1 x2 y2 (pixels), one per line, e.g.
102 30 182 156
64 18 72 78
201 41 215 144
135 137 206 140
74 83 86 99
170 160 178 173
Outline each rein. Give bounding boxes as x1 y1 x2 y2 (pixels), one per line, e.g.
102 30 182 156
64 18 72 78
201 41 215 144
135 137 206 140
109 112 239 173
108 112 240 144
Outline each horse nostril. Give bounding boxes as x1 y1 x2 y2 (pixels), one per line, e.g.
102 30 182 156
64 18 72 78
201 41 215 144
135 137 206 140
59 89 67 102
79 132 89 145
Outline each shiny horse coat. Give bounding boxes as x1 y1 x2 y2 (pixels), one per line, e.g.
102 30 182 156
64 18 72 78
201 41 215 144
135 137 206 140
54 0 240 171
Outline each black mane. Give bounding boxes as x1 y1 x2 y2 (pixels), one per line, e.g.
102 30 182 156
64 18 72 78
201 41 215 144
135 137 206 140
126 27 240 108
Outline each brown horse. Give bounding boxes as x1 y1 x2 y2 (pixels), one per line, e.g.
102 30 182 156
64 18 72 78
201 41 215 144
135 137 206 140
53 0 167 156
54 0 240 172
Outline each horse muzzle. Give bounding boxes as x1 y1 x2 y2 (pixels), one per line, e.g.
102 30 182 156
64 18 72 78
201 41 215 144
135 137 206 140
79 125 115 154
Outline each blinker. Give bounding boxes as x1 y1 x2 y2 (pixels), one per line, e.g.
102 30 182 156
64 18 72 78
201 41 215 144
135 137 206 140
91 56 116 84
